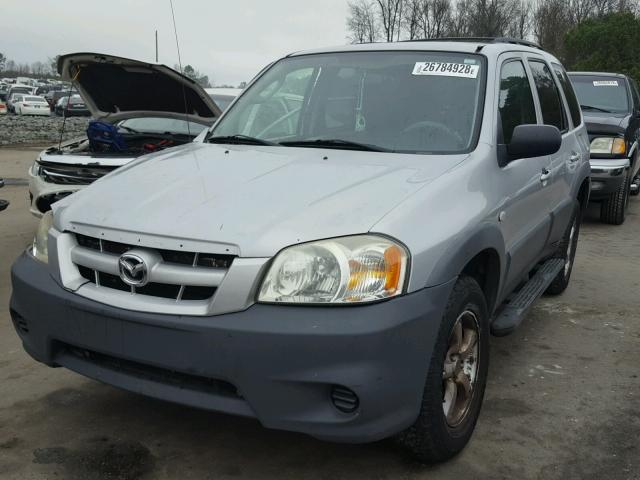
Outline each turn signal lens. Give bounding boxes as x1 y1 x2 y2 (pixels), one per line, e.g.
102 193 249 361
612 138 626 155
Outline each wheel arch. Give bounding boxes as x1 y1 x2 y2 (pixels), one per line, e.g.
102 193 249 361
424 224 505 315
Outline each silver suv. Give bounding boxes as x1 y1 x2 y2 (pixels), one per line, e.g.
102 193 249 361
11 38 590 463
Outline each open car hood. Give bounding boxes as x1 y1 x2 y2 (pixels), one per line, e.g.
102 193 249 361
57 52 222 125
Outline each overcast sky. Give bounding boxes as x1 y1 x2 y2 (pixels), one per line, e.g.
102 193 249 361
1 0 350 85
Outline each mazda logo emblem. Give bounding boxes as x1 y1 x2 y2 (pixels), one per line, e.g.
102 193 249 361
118 253 149 287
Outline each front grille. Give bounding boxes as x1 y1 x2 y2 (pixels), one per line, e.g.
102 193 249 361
62 344 240 398
73 234 233 301
38 161 117 185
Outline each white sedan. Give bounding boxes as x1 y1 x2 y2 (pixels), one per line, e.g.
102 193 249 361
14 95 50 116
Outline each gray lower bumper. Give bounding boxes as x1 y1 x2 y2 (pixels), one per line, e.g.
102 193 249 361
10 253 453 443
589 158 629 199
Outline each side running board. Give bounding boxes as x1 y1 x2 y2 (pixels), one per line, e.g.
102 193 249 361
491 258 564 336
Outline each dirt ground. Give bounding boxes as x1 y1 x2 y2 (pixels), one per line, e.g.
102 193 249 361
0 146 638 480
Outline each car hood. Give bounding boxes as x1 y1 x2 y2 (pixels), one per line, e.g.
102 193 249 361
54 143 466 257
57 52 221 125
582 111 628 136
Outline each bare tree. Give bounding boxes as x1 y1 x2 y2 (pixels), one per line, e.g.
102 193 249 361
347 0 379 43
448 0 474 36
465 0 520 37
506 0 532 39
375 0 404 41
402 0 423 39
534 0 571 58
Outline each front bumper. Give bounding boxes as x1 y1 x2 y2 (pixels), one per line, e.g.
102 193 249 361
10 253 453 443
589 157 630 199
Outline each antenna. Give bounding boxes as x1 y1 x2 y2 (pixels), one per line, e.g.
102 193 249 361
155 30 158 63
169 0 191 137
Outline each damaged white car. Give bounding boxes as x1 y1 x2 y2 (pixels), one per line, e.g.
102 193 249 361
28 52 223 216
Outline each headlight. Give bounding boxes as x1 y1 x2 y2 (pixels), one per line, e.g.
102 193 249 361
29 160 41 177
32 211 53 263
258 235 408 304
590 137 626 155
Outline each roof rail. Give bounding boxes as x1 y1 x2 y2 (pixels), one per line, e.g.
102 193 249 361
402 37 543 50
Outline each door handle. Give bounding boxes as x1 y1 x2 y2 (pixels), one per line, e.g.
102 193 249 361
540 168 552 183
569 152 580 163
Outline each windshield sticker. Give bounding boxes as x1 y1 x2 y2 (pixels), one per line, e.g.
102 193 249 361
593 80 618 86
412 61 479 78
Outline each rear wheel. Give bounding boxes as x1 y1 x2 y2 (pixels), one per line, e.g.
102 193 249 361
546 203 581 295
600 169 630 225
396 276 489 463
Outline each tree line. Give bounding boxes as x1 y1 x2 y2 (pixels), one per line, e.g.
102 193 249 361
346 0 640 67
0 53 59 78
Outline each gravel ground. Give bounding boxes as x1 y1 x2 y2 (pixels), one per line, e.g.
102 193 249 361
1 147 639 479
0 114 90 146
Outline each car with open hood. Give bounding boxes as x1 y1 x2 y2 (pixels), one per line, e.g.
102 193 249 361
568 71 640 224
27 52 222 216
12 39 590 463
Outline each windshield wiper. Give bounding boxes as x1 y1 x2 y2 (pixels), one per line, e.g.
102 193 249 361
118 124 142 134
280 138 390 152
207 134 279 146
580 104 613 113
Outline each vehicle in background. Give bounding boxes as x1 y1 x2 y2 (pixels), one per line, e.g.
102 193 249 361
28 52 221 216
0 93 7 115
569 72 640 224
13 95 50 116
15 39 590 463
54 94 90 117
205 87 242 111
6 85 36 112
7 93 25 113
16 77 37 87
46 87 72 110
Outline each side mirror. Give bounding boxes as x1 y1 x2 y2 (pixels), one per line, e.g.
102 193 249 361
506 124 562 161
0 178 4 188
0 200 9 212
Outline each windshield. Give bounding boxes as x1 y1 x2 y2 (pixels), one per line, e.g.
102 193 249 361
25 96 46 102
210 51 485 153
569 75 629 113
118 117 207 136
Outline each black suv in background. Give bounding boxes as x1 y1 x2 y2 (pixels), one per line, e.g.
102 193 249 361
569 72 640 224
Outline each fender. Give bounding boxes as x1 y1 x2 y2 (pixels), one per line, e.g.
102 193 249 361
424 221 506 307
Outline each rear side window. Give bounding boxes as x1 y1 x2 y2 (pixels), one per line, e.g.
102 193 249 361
498 60 537 144
528 60 567 132
552 63 582 128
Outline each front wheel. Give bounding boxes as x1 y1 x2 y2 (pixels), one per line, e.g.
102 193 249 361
600 169 630 225
396 275 489 463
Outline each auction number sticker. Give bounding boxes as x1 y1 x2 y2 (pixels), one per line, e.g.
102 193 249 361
412 61 479 78
593 80 618 86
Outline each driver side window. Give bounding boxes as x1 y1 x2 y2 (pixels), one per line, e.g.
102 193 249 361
498 60 537 144
238 67 313 139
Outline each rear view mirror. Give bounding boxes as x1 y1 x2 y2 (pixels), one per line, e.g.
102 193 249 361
507 124 562 161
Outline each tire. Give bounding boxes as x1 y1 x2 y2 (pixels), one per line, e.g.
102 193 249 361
631 174 640 197
396 275 489 463
546 203 581 295
600 169 630 225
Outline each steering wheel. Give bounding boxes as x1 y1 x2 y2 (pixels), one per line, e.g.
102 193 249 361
401 120 464 150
